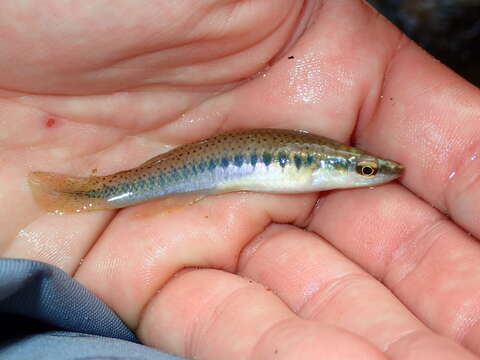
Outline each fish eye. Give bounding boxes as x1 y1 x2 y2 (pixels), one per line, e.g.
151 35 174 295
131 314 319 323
356 161 378 177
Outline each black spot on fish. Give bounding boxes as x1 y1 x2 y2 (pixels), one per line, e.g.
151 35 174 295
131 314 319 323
250 153 258 166
263 152 272 166
294 155 302 170
221 157 229 168
234 154 244 167
208 159 217 171
170 169 181 181
159 175 167 186
190 164 198 176
198 161 206 172
277 151 288 168
306 154 315 166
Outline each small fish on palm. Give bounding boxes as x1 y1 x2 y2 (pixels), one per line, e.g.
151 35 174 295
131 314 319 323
29 128 404 213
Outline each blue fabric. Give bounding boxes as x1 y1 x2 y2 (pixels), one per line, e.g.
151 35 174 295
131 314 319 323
1 332 181 360
0 258 183 360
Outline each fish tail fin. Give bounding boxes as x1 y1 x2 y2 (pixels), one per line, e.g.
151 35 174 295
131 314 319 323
28 171 109 213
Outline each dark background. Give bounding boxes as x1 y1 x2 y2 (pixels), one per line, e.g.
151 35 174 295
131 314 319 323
366 0 480 86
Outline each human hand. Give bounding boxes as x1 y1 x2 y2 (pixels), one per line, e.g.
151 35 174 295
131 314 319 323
2 1 480 359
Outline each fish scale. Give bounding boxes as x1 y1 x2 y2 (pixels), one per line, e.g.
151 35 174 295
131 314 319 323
28 128 403 213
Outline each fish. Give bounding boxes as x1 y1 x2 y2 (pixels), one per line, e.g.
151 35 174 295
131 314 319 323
28 128 404 213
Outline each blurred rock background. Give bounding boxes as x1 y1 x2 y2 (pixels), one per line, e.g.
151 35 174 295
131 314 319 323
367 0 480 86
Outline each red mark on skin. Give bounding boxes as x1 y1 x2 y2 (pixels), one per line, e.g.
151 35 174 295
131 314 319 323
46 118 56 128
44 117 62 129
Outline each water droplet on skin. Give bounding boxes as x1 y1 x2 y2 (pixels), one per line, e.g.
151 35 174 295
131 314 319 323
449 171 456 179
471 154 478 161
369 186 376 190
249 66 270 80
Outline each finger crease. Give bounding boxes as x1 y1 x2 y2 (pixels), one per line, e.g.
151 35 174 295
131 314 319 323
384 217 448 290
383 328 429 355
249 316 298 359
186 283 266 358
297 272 373 318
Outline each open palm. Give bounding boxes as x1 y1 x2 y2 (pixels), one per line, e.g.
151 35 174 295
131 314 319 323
2 1 480 359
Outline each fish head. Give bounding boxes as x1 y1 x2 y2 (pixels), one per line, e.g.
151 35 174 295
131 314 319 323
346 154 404 187
311 153 404 189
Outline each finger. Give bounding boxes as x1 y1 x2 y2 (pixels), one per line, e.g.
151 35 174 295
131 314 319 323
309 184 480 354
238 224 477 359
137 268 387 360
352 27 480 238
238 224 423 348
74 192 317 327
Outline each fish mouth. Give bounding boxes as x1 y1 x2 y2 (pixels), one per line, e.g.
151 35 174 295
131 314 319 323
381 159 405 178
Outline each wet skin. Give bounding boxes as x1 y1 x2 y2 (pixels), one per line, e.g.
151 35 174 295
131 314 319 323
2 1 480 359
